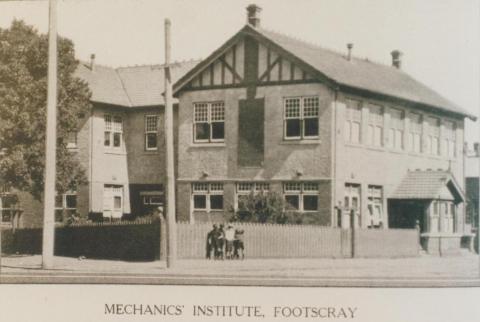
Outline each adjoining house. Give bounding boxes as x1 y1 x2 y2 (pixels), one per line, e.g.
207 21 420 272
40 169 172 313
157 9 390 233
1 58 199 227
2 5 477 254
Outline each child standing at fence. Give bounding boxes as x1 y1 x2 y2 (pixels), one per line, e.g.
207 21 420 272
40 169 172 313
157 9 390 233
224 224 235 259
233 228 245 260
206 224 217 259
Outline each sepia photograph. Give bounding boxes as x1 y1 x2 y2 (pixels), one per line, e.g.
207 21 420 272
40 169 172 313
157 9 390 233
0 0 479 320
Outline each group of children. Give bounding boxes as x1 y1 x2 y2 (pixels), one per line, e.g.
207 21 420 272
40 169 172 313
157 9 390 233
206 224 245 260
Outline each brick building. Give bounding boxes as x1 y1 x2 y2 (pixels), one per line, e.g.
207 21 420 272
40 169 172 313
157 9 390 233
171 5 476 253
1 5 477 253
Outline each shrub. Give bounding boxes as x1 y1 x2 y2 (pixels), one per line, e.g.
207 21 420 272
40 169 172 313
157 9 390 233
230 191 296 224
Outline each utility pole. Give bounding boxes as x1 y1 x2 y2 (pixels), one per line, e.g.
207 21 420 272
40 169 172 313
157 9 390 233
42 0 58 269
164 18 177 268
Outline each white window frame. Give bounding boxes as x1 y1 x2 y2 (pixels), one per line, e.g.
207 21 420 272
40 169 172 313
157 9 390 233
387 108 404 150
345 99 362 144
367 185 383 228
284 96 320 140
193 102 225 143
408 112 422 153
367 104 384 147
104 114 123 149
103 185 123 218
283 182 319 212
145 115 159 151
143 195 164 205
235 182 270 209
442 120 456 158
0 189 15 224
426 116 440 156
192 182 224 212
54 192 77 222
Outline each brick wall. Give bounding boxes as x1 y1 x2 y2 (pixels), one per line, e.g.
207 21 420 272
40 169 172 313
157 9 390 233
176 83 334 223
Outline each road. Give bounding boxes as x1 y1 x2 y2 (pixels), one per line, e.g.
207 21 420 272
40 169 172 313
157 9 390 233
1 254 479 287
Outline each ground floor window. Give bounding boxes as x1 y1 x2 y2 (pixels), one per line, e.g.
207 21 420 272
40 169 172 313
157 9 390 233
236 182 270 208
103 185 123 218
143 194 164 206
0 192 16 224
367 185 383 228
344 183 360 211
54 192 77 222
283 182 319 212
192 182 224 212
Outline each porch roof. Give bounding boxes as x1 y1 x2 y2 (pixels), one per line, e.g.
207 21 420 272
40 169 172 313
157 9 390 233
390 170 465 202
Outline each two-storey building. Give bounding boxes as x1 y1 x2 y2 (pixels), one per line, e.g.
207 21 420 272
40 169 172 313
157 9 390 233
171 5 476 253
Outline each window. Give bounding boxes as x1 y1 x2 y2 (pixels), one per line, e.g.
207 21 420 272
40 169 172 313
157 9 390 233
145 115 158 150
426 117 440 155
103 185 123 218
367 104 383 147
345 99 362 143
104 114 123 148
443 120 456 158
408 113 422 153
0 188 15 224
54 192 77 222
236 182 270 208
66 131 78 149
284 96 319 139
193 102 225 143
283 182 319 212
367 186 383 228
387 108 404 150
344 183 360 211
192 182 224 211
143 195 164 205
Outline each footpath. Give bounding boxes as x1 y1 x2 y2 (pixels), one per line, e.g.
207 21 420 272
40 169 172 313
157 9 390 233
1 254 479 286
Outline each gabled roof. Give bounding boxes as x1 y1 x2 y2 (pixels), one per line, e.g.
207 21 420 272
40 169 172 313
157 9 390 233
390 170 465 201
174 24 476 120
74 60 199 108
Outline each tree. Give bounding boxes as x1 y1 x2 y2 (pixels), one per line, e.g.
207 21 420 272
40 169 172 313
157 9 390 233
0 20 91 200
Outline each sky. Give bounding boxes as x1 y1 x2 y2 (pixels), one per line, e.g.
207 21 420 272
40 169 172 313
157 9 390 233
0 0 479 145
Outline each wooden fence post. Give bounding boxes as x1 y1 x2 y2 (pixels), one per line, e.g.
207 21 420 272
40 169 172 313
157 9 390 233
350 209 355 258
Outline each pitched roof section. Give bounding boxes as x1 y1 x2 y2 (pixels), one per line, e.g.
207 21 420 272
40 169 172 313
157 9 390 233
75 60 200 107
390 170 465 201
174 24 476 120
252 27 475 120
75 63 131 107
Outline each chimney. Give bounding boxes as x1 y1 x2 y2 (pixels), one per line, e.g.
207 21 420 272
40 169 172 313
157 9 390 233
474 142 480 156
391 50 403 69
346 43 353 61
89 53 96 71
246 4 262 27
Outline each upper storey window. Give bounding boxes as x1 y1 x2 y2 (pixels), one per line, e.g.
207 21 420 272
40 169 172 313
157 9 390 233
443 120 456 158
145 115 158 151
193 102 225 143
104 114 123 148
345 99 362 144
284 96 319 140
367 104 384 147
426 117 440 156
387 108 404 150
408 112 422 153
